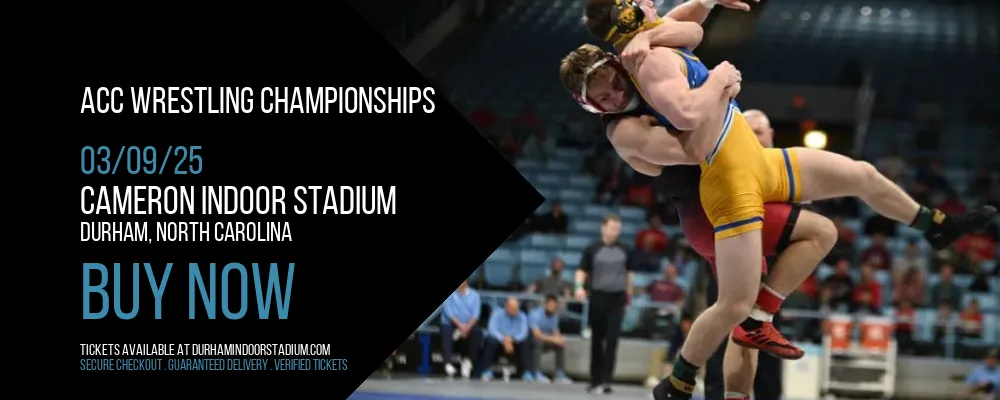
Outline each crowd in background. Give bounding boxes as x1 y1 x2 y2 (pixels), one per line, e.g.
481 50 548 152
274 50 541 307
452 98 999 361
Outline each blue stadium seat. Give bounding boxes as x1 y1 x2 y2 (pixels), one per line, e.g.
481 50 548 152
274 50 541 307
567 175 596 189
632 272 657 288
618 206 646 221
565 235 593 250
556 251 583 268
620 222 640 237
520 249 551 264
583 204 611 218
484 261 515 287
965 293 998 311
487 247 516 263
520 261 550 284
536 173 562 186
558 188 588 202
572 219 601 233
524 233 563 250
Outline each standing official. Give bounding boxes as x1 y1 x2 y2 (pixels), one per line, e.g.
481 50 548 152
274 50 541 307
575 214 633 394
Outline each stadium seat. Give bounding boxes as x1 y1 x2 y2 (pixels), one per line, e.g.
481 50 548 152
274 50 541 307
484 261 515 287
487 247 516 263
572 220 601 233
519 261 550 284
556 250 583 268
558 188 588 202
583 204 611 218
519 249 551 264
565 235 593 250
524 233 563 250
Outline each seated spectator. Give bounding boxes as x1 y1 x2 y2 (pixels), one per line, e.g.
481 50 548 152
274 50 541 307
636 214 669 253
960 298 984 339
534 201 568 234
930 265 964 310
915 159 955 195
964 348 1000 398
630 235 664 273
495 129 520 163
528 295 572 384
526 258 571 299
482 297 531 382
823 259 856 311
861 232 893 270
894 267 926 307
968 260 992 293
875 145 908 183
595 162 628 205
625 174 655 207
893 239 929 282
968 166 996 199
933 303 957 342
957 233 997 272
522 130 555 161
894 299 916 354
647 263 685 305
853 264 883 311
471 103 499 131
937 193 967 216
864 215 898 238
441 280 483 379
512 101 542 138
826 217 857 264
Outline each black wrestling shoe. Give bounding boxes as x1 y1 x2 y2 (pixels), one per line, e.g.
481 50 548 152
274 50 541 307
602 385 614 395
652 376 694 400
924 206 997 250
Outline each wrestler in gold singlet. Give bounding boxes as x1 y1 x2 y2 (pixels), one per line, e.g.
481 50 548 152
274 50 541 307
626 46 802 240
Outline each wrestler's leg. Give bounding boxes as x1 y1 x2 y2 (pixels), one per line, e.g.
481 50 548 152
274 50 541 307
680 230 762 367
722 337 758 398
792 147 996 247
764 209 836 295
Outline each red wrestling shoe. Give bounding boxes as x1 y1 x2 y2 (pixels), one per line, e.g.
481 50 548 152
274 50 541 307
731 322 804 360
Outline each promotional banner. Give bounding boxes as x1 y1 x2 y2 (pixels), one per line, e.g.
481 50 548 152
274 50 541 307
62 3 543 396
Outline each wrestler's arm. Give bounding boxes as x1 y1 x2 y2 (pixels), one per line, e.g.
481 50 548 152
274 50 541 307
665 0 714 25
608 115 698 174
634 18 704 50
634 48 729 131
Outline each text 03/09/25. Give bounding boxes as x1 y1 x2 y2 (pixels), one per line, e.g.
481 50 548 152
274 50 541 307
81 146 202 175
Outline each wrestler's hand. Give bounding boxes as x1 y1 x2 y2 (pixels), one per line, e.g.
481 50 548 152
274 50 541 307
725 81 742 99
620 31 652 73
716 0 758 12
711 61 742 88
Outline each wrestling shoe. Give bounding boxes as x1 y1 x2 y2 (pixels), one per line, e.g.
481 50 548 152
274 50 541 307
924 206 997 250
652 376 694 400
731 322 804 360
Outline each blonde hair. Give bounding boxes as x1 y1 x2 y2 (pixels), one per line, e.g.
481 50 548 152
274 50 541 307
558 44 610 96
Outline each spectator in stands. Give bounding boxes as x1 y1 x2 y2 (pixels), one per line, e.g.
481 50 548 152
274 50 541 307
636 214 669 253
969 166 997 200
526 258 571 299
512 101 542 137
875 145 909 183
647 263 685 305
863 214 898 238
482 297 531 382
823 258 856 311
894 267 927 307
625 175 655 207
631 234 664 273
495 129 520 163
957 231 997 268
522 130 556 162
853 264 883 312
894 299 916 354
861 232 893 270
937 192 967 216
931 265 964 310
471 103 498 131
595 162 628 205
968 258 992 293
963 348 999 398
915 159 954 195
959 298 984 339
826 217 857 264
932 303 956 343
816 196 860 219
533 201 568 234
892 239 929 283
441 280 483 380
529 295 571 384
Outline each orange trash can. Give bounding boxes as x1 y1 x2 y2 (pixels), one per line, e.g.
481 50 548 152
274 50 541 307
859 316 892 352
827 314 853 351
